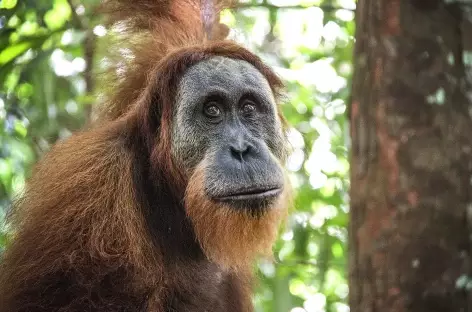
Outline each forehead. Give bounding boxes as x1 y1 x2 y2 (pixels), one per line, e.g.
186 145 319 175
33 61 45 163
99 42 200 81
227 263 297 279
177 56 275 102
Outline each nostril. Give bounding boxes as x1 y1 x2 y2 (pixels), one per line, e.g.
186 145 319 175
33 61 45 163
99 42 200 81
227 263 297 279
230 144 251 161
230 148 242 161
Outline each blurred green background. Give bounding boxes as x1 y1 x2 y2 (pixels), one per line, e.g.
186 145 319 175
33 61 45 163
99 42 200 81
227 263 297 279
0 0 354 311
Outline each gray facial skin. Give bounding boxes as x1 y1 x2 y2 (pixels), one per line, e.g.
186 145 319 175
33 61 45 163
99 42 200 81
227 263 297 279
171 56 286 211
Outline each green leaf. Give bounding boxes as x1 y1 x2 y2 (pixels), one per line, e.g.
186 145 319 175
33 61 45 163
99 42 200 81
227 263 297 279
0 28 16 51
0 0 18 9
14 120 27 138
0 41 32 65
0 159 13 193
44 0 72 30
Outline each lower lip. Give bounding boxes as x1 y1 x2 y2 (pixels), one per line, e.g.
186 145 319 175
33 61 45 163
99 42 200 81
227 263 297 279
216 188 282 202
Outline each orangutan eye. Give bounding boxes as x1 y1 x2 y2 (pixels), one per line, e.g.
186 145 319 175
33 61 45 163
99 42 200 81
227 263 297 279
203 102 222 118
241 101 257 115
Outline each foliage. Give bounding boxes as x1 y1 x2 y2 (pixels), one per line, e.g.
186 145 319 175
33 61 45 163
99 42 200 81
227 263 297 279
0 0 355 311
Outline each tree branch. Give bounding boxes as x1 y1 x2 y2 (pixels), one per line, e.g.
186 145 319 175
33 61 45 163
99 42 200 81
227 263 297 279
201 0 215 39
66 0 84 29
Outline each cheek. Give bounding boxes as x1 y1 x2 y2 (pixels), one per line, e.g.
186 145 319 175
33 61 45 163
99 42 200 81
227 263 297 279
264 122 288 161
170 122 209 172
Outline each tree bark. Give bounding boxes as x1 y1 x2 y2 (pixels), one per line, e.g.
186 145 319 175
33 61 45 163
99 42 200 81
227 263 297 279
349 1 472 311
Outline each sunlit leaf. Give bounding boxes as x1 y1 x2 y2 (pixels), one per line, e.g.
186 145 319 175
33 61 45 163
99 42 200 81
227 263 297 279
13 120 27 138
44 0 72 30
0 41 32 65
0 0 18 9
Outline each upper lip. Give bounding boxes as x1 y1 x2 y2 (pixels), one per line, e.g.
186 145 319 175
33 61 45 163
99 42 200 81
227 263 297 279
215 187 282 201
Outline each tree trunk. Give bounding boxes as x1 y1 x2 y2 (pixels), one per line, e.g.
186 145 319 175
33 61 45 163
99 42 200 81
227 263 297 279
349 1 472 311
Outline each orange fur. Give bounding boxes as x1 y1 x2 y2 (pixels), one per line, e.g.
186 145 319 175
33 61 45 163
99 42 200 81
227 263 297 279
185 157 290 270
0 121 167 311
